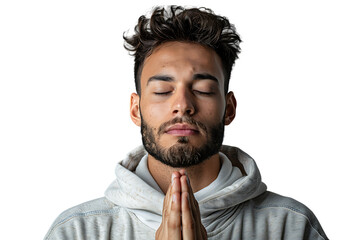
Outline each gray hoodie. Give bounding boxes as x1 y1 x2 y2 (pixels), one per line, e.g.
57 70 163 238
44 145 328 239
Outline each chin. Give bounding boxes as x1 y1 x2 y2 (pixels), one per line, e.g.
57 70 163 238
165 135 205 147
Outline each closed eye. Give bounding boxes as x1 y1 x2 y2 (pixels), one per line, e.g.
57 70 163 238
154 91 172 95
193 90 215 95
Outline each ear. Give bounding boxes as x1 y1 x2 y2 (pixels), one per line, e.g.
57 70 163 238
224 91 237 125
130 93 141 126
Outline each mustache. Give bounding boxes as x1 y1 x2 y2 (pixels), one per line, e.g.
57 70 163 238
157 116 207 136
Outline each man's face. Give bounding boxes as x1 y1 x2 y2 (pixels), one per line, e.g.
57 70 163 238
130 41 236 167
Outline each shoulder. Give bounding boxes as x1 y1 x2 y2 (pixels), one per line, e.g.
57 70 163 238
246 191 328 239
44 197 124 240
52 197 118 224
252 191 313 213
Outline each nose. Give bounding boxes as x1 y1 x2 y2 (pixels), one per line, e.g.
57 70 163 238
171 88 196 116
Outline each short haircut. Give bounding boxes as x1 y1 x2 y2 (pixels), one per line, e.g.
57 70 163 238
124 5 241 95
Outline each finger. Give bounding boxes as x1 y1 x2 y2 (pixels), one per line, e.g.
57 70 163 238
171 172 181 196
163 172 181 213
169 172 181 215
179 169 186 176
161 176 173 215
181 192 195 239
180 174 189 193
168 191 181 239
180 174 206 239
168 173 182 239
180 174 196 209
158 172 182 240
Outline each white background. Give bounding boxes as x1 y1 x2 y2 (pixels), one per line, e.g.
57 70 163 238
1 0 359 239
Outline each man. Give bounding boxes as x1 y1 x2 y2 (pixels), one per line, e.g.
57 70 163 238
45 6 328 240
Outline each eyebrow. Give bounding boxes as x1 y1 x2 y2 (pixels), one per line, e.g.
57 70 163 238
192 73 219 83
147 75 174 85
147 73 219 85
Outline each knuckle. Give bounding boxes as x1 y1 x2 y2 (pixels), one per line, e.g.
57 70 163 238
168 220 180 229
182 220 195 230
162 209 168 218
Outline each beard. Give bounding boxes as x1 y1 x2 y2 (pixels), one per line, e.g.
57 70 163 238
140 114 225 168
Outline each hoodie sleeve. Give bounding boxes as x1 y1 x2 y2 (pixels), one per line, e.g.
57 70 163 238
249 191 329 240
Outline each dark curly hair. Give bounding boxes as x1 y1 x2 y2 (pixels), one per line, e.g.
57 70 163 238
124 5 241 95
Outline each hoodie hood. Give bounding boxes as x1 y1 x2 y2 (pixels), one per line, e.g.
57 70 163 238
105 145 267 231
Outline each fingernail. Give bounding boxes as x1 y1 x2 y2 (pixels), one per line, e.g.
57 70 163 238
171 173 176 184
172 194 176 203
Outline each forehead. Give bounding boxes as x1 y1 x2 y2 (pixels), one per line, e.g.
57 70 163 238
141 41 224 86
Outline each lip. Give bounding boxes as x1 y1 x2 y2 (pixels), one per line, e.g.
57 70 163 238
165 124 199 136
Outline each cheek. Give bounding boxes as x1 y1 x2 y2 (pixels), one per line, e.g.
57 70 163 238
200 100 226 122
142 102 169 123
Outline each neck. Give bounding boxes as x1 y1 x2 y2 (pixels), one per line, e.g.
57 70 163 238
147 153 221 194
